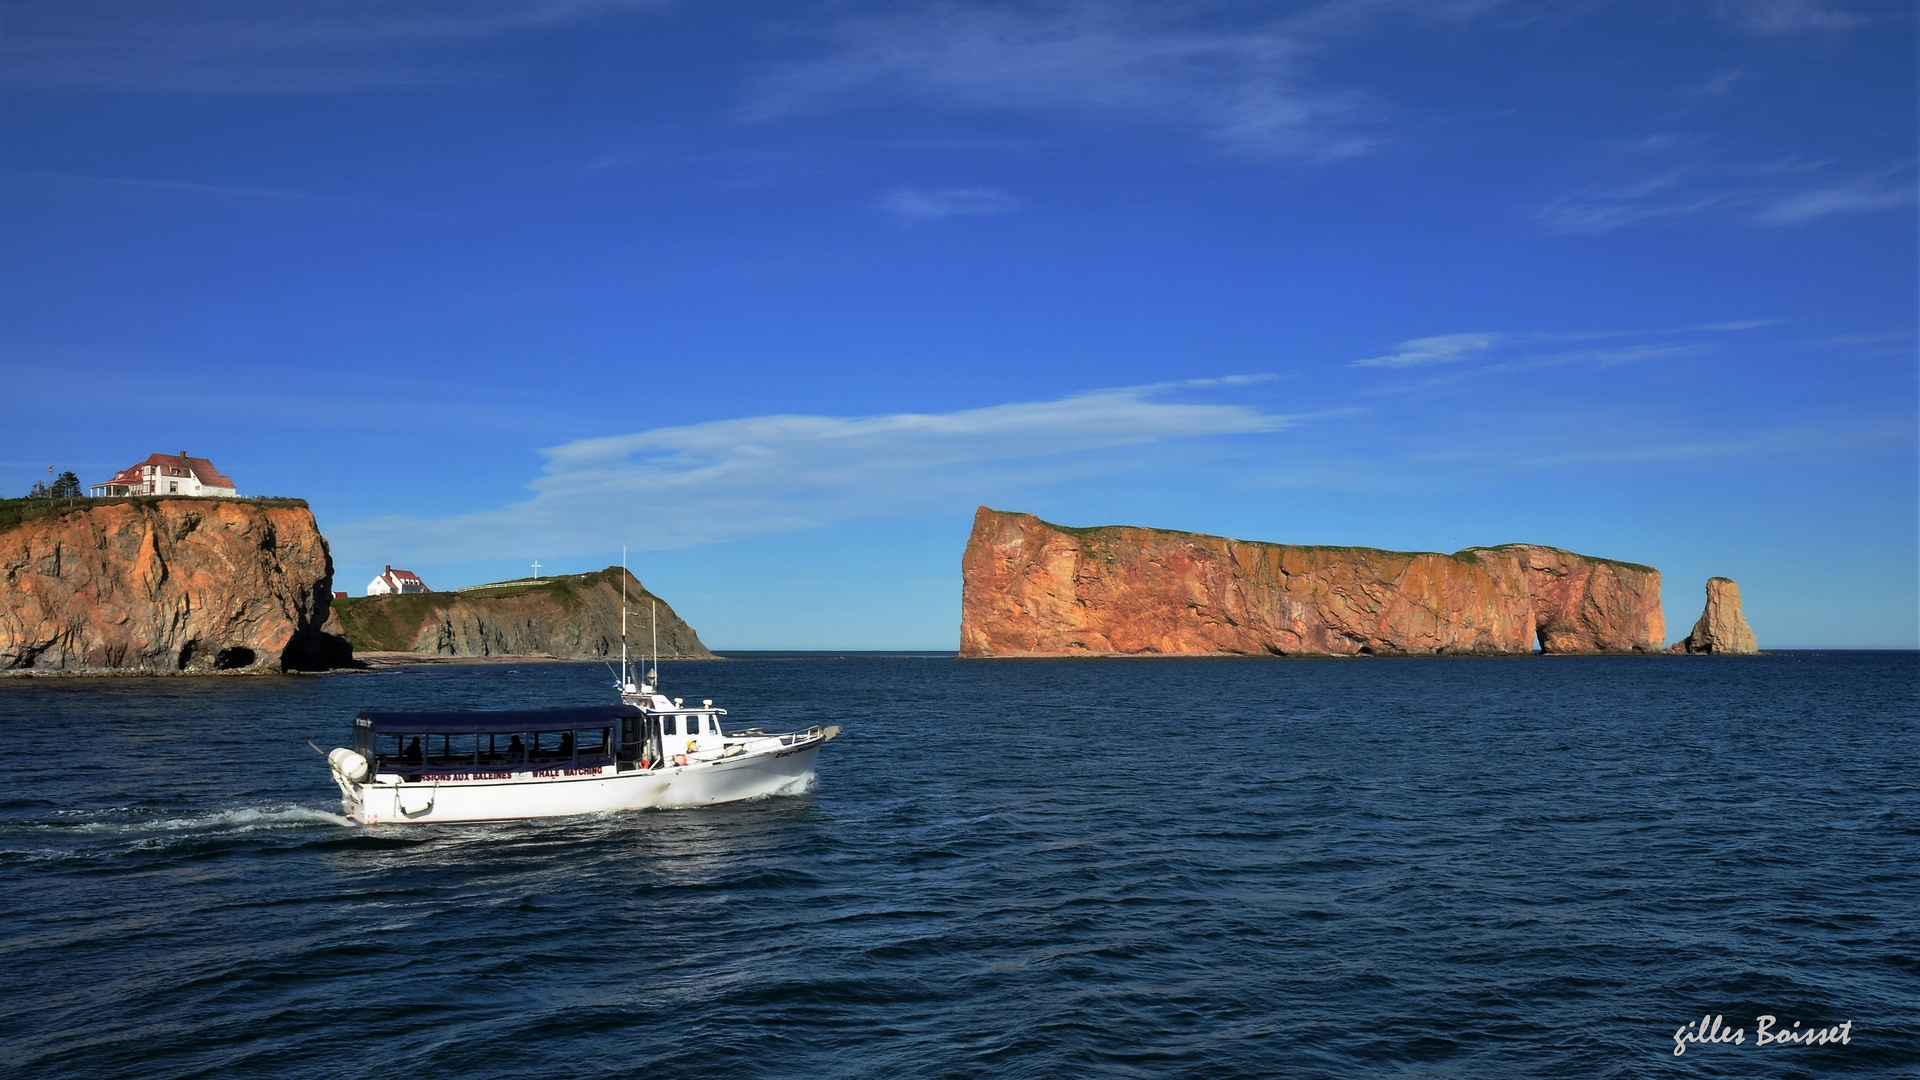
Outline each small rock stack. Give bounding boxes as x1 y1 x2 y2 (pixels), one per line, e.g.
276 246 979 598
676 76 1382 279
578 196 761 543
1667 577 1759 654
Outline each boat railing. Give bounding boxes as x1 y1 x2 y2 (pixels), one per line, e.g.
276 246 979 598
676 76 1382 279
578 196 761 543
725 725 826 747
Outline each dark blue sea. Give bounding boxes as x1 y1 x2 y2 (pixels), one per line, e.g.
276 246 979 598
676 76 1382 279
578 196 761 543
2 653 1915 1079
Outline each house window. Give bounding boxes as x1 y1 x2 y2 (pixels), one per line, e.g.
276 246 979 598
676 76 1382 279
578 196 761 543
168 481 178 493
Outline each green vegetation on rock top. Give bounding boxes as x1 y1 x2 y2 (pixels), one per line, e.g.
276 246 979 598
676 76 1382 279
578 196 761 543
0 495 310 536
1008 510 1657 573
1462 543 1658 575
330 566 661 652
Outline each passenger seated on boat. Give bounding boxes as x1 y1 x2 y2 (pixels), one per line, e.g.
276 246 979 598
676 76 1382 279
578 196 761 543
403 738 423 765
506 735 526 764
557 732 575 760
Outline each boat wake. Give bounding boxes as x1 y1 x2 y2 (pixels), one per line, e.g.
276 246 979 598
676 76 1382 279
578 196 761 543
0 805 354 863
30 805 353 834
145 806 356 832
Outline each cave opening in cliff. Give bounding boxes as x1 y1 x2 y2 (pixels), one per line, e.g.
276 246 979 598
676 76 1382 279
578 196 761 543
215 647 256 670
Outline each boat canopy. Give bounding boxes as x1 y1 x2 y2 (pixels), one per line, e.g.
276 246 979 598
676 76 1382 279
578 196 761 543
354 704 643 735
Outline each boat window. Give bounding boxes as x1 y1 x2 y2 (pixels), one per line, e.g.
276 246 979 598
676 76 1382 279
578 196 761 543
576 727 610 756
662 716 678 736
533 730 575 761
491 733 527 763
430 733 477 766
680 715 696 735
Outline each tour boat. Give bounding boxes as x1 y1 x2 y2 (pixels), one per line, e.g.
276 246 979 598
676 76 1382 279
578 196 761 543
324 683 839 824
323 571 838 824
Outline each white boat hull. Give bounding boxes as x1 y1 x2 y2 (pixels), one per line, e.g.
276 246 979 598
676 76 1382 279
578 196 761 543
337 739 824 825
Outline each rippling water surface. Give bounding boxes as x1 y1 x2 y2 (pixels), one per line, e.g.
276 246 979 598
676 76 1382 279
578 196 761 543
2 653 1915 1078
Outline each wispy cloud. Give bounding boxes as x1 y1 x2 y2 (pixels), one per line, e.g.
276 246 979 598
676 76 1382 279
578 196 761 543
1 0 663 93
13 171 354 203
1539 140 1914 234
329 382 1296 563
1714 0 1866 36
742 6 1380 159
1753 173 1917 225
1349 322 1775 391
1353 333 1506 369
882 186 1022 224
1687 69 1745 98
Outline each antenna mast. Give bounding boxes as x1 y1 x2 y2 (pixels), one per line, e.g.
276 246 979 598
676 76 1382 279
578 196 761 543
620 546 630 693
651 598 659 693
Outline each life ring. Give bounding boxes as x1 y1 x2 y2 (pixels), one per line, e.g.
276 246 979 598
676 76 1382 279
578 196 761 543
673 754 689 767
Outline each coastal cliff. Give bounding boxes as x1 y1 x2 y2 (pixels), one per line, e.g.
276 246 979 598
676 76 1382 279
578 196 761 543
1 497 348 673
329 567 712 660
1667 578 1758 654
959 508 1664 657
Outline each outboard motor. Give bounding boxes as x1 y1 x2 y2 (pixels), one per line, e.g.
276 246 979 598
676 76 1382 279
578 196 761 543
328 747 370 783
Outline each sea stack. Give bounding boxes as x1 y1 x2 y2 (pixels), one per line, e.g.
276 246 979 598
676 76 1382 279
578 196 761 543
959 507 1665 657
1667 577 1758 654
1 497 349 673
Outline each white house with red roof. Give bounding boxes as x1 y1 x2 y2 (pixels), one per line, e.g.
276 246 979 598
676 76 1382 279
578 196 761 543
367 565 431 596
90 452 238 498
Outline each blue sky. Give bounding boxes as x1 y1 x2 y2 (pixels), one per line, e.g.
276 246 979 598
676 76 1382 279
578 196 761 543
2 0 1914 649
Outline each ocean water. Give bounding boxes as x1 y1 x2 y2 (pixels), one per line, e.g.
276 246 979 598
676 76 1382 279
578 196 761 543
1 653 1914 1079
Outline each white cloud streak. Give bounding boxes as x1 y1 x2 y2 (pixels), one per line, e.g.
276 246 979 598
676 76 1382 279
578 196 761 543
1753 175 1917 225
742 6 1378 159
1538 144 1914 235
882 186 1022 223
328 383 1294 564
14 171 355 203
2 0 663 92
1714 0 1866 36
1353 333 1506 369
1349 322 1778 392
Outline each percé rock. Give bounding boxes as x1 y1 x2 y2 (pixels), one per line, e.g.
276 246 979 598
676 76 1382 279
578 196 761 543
1 497 349 673
330 567 713 660
960 508 1665 657
1666 578 1758 655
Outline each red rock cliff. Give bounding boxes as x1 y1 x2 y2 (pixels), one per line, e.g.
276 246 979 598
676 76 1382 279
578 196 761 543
959 508 1664 657
1 498 348 673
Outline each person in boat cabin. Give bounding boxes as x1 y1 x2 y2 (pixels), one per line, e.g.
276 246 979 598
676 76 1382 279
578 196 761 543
557 732 574 760
507 735 525 764
403 738 422 765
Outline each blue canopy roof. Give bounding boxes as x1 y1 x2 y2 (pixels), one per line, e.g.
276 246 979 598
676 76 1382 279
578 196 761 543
355 704 641 735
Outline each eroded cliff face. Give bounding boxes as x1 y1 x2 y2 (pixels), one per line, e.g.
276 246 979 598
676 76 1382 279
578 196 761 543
330 567 713 660
1666 577 1758 654
1 498 348 673
959 508 1664 657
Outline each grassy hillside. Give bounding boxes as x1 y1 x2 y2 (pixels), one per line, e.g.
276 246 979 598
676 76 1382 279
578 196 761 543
330 566 710 657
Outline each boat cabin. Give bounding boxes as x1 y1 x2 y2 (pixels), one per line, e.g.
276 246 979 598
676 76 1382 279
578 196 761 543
350 702 730 780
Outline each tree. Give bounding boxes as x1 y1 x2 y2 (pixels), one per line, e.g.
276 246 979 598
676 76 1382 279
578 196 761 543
27 481 48 498
50 471 81 499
